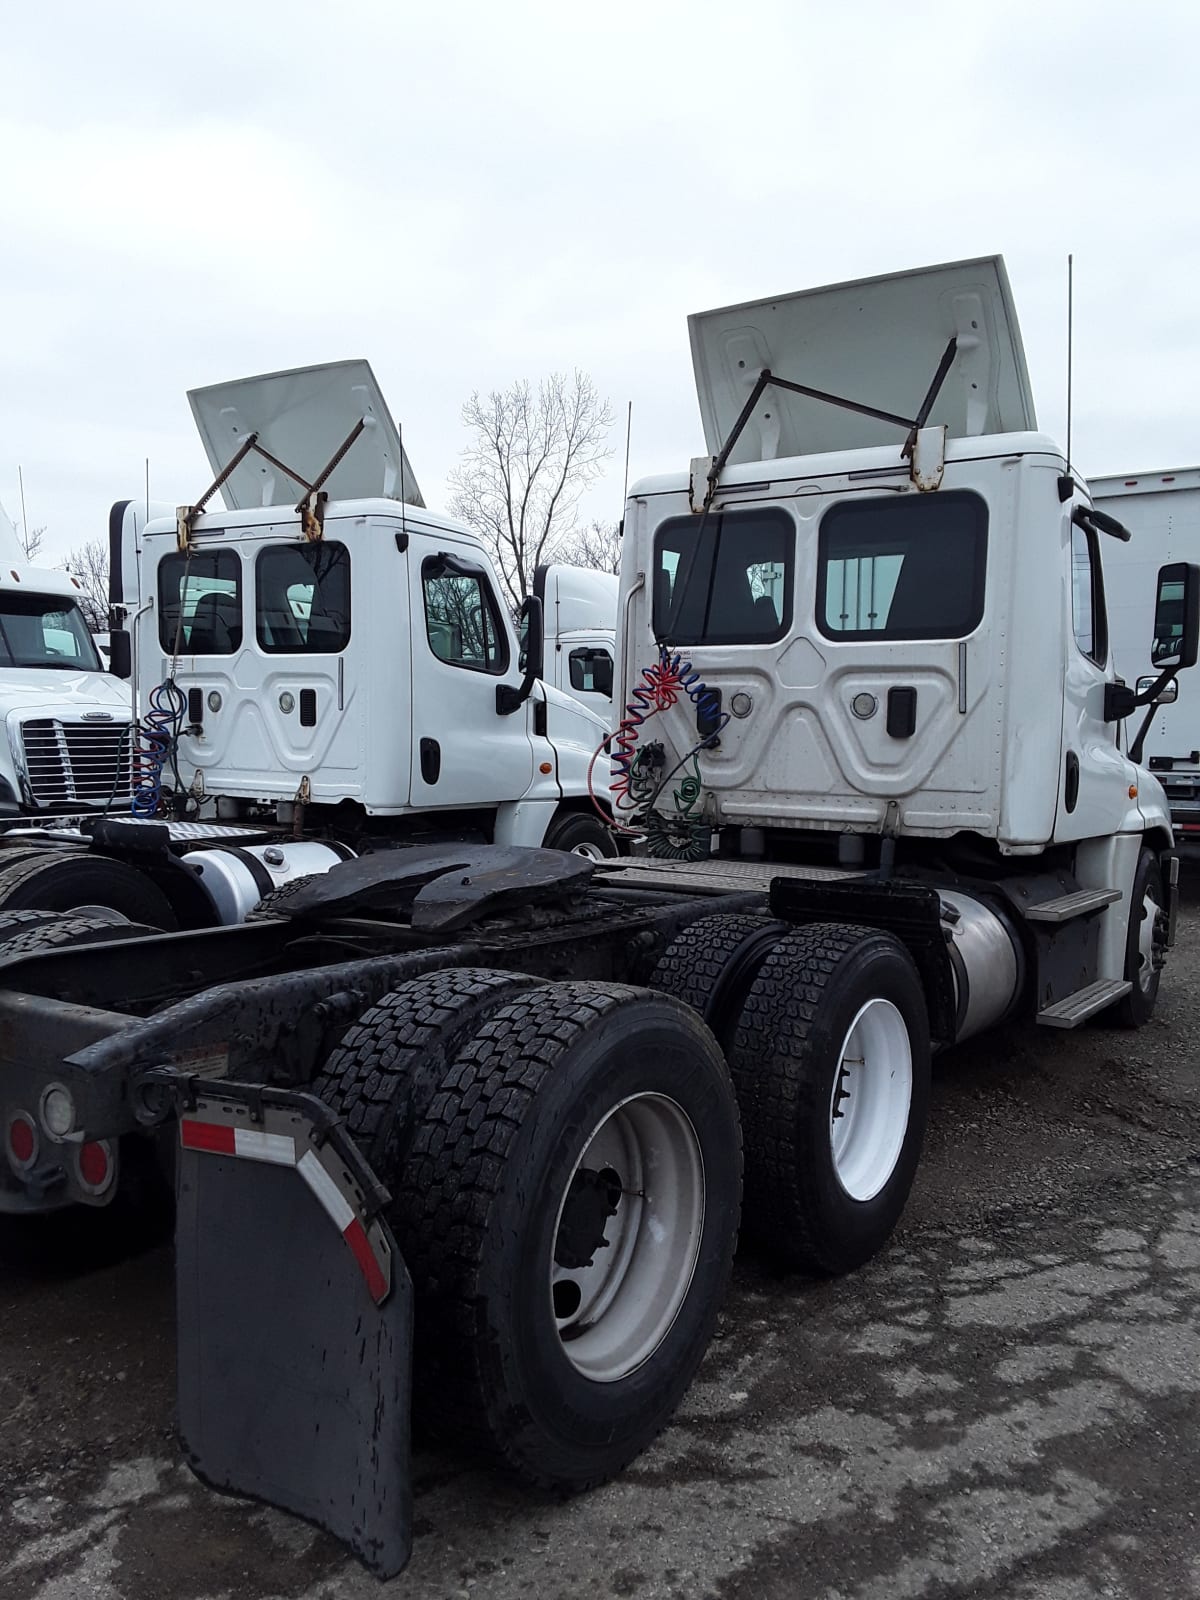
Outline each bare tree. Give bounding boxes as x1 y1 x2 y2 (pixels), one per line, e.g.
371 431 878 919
19 524 45 563
62 538 109 632
558 518 623 576
448 372 614 609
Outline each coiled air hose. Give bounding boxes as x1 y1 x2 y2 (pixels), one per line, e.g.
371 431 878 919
131 680 187 818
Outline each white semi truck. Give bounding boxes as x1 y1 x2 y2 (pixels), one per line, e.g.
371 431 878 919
0 363 619 926
0 257 1191 1577
0 499 134 821
536 561 617 722
1090 466 1200 835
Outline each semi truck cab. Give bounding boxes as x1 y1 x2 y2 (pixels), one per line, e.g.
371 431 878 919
113 361 615 857
0 501 133 819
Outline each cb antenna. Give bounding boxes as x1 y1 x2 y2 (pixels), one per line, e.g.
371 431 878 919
399 421 408 546
621 400 632 507
1065 252 1074 475
17 465 29 555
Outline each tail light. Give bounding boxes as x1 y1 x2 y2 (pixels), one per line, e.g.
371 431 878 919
6 1112 37 1172
75 1139 116 1197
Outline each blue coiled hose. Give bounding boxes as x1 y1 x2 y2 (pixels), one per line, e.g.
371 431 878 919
130 680 187 818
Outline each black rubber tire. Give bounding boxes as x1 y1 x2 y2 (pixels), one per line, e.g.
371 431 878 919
397 982 741 1490
729 922 930 1276
0 847 81 875
0 854 177 929
311 967 541 1178
1113 848 1165 1028
542 811 620 859
0 916 158 960
244 873 324 922
647 913 788 1051
0 909 72 943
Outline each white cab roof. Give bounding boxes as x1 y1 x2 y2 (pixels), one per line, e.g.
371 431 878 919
189 359 424 511
537 564 618 634
689 255 1037 465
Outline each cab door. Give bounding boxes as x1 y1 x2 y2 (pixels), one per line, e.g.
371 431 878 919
1054 512 1133 840
408 545 534 807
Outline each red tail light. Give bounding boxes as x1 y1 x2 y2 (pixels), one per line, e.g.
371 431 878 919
76 1139 115 1196
7 1113 37 1170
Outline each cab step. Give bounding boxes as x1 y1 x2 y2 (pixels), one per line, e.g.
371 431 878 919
1036 978 1132 1029
1025 888 1121 924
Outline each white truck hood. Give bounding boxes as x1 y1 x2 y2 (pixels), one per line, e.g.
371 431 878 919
542 681 608 740
189 359 424 511
688 254 1037 465
0 670 131 717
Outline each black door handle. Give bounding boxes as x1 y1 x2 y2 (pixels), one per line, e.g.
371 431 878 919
1064 750 1080 813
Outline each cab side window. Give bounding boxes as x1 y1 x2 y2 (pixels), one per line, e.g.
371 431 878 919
422 556 508 675
1071 522 1108 666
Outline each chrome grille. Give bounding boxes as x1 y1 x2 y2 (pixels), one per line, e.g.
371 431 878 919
19 718 134 807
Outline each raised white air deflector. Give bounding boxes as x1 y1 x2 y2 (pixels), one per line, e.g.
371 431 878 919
188 359 424 512
1037 979 1132 1029
688 255 1037 465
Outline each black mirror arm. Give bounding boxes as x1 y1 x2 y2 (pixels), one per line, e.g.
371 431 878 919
1073 504 1132 542
497 595 543 715
1128 669 1179 764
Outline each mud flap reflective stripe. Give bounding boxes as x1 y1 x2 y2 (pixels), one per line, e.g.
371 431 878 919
174 1089 413 1578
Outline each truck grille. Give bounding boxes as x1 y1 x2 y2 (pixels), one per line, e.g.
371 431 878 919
19 719 134 807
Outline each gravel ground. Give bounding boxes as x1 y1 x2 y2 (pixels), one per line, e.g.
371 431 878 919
2 872 1199 1600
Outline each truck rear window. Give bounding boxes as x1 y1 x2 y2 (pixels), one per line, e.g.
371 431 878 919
158 551 243 655
256 543 351 654
653 508 794 645
817 492 987 641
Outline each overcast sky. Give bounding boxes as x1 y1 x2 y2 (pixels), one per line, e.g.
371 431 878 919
2 0 1196 564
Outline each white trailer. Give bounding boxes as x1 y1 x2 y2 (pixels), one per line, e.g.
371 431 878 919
1091 467 1200 836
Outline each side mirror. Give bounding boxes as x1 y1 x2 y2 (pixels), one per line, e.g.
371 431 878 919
520 594 544 682
1136 675 1178 705
593 653 614 699
109 629 132 680
497 595 543 715
1152 561 1200 670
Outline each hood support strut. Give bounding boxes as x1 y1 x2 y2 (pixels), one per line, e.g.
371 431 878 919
699 337 958 510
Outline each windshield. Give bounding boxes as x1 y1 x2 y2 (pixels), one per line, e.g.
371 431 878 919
0 594 102 671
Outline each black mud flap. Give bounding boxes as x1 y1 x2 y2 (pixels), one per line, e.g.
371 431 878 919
172 1083 413 1578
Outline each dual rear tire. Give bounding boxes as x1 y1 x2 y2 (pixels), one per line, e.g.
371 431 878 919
651 914 931 1276
314 915 929 1496
314 972 740 1490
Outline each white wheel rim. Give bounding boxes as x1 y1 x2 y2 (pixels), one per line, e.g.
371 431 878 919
550 1093 704 1383
67 906 130 925
570 841 609 861
1136 889 1159 994
829 998 912 1202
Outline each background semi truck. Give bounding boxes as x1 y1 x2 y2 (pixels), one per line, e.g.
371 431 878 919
0 499 134 820
0 256 1192 1578
1092 466 1200 835
0 364 621 929
536 561 617 722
